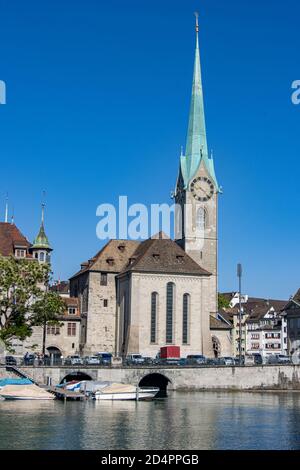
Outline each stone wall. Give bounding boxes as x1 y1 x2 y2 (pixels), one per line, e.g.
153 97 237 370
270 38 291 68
3 365 300 391
118 272 214 358
84 272 117 354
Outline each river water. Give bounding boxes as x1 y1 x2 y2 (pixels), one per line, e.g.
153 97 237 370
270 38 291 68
1 392 300 450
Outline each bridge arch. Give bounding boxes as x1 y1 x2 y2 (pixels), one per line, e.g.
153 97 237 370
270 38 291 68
60 371 93 384
139 373 171 397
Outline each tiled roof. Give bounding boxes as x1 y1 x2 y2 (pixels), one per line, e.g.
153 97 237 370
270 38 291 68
222 298 287 322
0 222 31 257
50 281 70 294
71 234 210 279
120 233 210 276
70 239 141 279
63 297 79 307
210 315 232 330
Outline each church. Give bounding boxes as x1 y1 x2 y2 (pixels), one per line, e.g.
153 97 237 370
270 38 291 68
70 17 232 359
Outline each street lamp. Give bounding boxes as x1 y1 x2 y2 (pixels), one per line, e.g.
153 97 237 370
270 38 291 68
237 263 243 365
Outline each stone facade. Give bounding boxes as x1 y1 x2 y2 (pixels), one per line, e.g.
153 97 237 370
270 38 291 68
84 271 117 354
176 160 218 318
117 271 213 358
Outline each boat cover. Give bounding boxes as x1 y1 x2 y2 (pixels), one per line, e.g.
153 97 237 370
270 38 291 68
0 378 32 387
0 384 54 399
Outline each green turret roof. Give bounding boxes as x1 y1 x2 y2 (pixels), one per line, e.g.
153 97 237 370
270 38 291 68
32 204 52 250
180 16 219 190
32 222 51 250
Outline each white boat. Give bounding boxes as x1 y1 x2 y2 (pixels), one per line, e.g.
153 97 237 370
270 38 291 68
92 382 159 401
0 384 55 400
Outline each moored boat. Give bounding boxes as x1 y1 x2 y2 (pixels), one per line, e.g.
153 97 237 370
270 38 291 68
0 383 55 400
92 382 159 401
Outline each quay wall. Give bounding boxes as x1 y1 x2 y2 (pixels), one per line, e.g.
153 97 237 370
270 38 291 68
1 365 300 391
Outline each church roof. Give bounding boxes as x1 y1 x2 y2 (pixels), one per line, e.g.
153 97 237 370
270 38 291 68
0 222 31 257
70 239 140 278
119 233 210 276
71 233 210 279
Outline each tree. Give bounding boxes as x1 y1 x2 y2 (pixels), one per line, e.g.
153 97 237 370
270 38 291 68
218 293 230 310
0 256 66 353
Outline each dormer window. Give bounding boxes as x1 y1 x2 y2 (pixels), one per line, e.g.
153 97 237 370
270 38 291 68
128 257 136 265
106 257 114 266
15 249 26 258
68 307 77 315
118 244 125 252
152 253 160 262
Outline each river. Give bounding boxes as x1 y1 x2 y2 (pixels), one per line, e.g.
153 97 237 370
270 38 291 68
1 392 300 450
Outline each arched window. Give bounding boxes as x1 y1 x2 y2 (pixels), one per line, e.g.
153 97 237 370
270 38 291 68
150 292 158 344
196 207 206 232
182 294 190 344
39 252 45 262
166 283 175 344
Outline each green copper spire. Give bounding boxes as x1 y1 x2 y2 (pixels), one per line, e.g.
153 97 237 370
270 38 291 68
180 13 219 190
32 202 51 250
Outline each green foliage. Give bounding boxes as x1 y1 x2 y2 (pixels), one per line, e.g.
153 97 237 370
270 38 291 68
0 256 66 348
218 293 230 310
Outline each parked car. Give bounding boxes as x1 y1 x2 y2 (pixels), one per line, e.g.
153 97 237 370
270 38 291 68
5 355 17 366
178 358 188 366
125 354 145 365
64 355 83 366
84 356 101 366
235 356 246 366
221 357 235 366
206 358 219 366
252 353 264 365
186 355 207 365
268 354 291 365
143 357 154 365
96 352 112 365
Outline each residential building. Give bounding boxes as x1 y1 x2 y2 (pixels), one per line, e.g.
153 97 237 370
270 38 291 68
282 289 300 357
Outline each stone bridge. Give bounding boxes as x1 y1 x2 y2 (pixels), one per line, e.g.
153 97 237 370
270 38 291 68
2 365 300 392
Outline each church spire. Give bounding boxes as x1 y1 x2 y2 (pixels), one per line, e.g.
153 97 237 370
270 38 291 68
180 13 219 190
32 195 51 251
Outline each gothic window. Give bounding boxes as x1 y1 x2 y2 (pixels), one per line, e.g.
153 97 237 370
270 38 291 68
150 292 158 344
182 294 190 344
196 207 206 232
166 282 175 344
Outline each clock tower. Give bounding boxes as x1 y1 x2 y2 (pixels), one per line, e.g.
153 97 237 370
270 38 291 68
175 14 220 316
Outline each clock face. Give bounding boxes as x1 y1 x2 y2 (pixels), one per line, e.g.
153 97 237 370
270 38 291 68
191 177 214 202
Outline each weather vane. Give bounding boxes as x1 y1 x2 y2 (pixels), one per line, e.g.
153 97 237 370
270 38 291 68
194 11 199 33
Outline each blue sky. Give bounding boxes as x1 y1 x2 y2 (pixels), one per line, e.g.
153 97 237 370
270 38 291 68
0 0 299 300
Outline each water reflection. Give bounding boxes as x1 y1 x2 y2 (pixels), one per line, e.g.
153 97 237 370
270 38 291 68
1 392 300 450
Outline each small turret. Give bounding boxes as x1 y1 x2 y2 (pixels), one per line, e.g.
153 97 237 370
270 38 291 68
31 200 52 264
